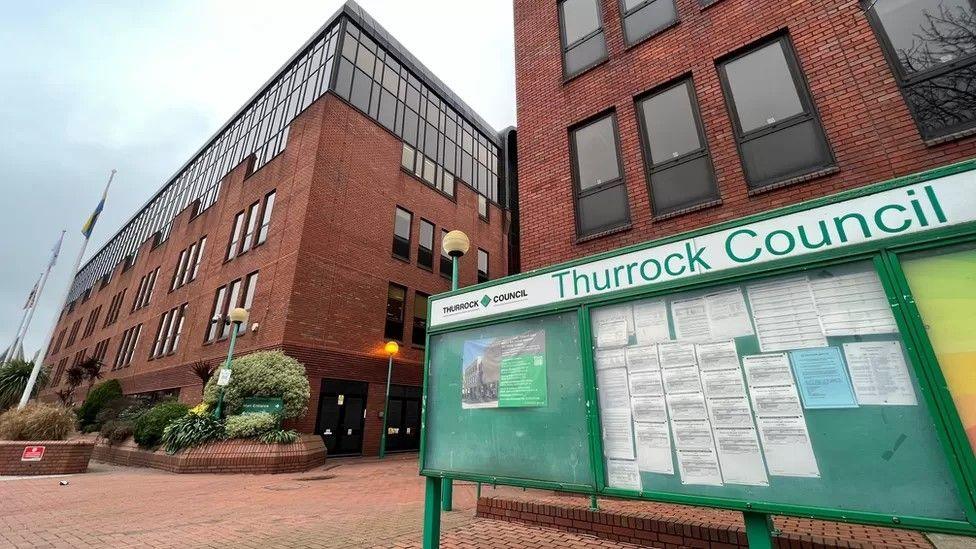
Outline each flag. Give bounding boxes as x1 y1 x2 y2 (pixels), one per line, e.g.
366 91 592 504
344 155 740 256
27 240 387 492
23 275 41 310
81 196 105 238
48 231 64 269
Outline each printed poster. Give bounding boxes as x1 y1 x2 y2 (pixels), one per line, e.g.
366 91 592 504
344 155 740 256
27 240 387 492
842 341 917 406
789 347 858 409
461 330 547 409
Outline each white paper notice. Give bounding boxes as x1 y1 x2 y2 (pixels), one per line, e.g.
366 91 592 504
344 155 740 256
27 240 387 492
626 345 660 372
633 299 671 344
597 367 631 411
663 366 702 395
634 422 674 474
666 393 708 420
750 385 804 418
746 277 827 352
601 407 635 460
595 349 626 370
707 397 754 428
743 354 795 387
629 371 664 397
756 417 820 477
714 428 769 486
810 271 898 336
671 297 712 341
843 341 917 406
696 341 741 371
606 459 643 490
632 396 668 423
593 305 634 339
676 449 723 486
658 342 698 368
705 289 755 339
671 420 715 450
700 369 747 399
596 319 629 348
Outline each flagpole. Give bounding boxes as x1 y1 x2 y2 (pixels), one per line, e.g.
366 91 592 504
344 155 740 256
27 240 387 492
1 306 31 364
15 231 64 407
20 168 116 409
6 273 44 363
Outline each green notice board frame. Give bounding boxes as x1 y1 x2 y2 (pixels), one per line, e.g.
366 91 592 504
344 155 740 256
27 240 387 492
420 159 976 543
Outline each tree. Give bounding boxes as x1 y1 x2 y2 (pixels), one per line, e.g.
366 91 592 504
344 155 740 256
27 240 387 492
0 360 49 410
189 361 216 386
78 356 104 398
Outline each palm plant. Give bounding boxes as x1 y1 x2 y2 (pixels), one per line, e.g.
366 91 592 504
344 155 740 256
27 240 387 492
189 361 216 386
0 359 49 410
77 356 104 398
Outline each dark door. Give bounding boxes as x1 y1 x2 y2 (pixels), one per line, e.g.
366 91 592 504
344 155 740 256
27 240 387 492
385 385 421 452
315 379 368 456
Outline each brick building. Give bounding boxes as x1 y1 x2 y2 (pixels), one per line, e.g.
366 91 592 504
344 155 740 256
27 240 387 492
42 1 516 457
514 0 976 269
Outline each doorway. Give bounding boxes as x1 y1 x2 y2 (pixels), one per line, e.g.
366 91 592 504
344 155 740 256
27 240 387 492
315 379 368 456
384 384 421 453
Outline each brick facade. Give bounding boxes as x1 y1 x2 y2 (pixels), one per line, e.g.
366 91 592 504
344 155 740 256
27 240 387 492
513 0 976 270
42 91 511 456
0 440 94 476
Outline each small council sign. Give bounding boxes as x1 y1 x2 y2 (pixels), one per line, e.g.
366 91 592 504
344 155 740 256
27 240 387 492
21 446 45 462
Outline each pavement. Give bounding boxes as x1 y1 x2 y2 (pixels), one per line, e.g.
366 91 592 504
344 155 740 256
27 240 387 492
0 455 644 549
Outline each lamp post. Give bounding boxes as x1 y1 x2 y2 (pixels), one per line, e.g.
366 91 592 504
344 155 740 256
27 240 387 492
379 340 399 459
438 230 469 512
213 307 249 419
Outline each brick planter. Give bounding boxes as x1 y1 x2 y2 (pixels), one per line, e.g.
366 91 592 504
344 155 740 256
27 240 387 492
0 440 94 476
92 434 326 474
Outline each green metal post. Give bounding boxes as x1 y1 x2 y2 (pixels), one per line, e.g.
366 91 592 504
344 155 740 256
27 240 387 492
743 512 775 549
212 322 241 419
439 255 461 512
476 482 482 499
589 495 599 511
423 476 442 549
379 353 393 459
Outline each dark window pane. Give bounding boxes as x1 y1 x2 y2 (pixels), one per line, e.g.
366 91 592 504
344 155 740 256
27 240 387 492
565 32 607 76
379 91 396 130
350 69 372 112
904 65 976 138
739 119 831 187
418 220 434 269
385 284 405 341
560 0 601 45
573 115 620 190
412 293 428 346
622 0 677 44
725 41 804 132
477 249 489 283
393 207 411 258
577 184 629 235
875 0 976 75
335 59 353 99
649 156 718 215
640 81 702 164
403 109 419 146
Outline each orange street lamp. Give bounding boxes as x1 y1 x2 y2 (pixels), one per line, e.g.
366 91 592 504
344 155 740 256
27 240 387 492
379 340 399 458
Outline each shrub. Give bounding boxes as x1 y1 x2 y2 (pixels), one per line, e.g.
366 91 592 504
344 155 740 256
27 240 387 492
224 412 278 439
99 419 134 444
0 403 76 441
161 414 225 454
77 379 123 430
202 351 310 419
133 401 189 448
259 429 300 445
0 360 49 410
94 397 145 426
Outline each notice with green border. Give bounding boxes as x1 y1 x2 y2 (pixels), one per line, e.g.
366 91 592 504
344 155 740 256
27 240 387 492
462 330 547 409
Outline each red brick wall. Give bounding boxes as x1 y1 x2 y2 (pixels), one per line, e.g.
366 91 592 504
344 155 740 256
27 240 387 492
0 440 94 475
514 0 976 270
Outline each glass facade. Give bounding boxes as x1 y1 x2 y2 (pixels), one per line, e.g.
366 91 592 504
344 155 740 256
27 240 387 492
68 6 504 304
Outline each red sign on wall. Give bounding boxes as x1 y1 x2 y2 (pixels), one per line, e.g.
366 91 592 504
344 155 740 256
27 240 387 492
21 446 45 462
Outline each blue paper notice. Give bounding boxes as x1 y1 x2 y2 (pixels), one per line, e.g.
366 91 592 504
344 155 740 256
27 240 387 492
789 347 858 409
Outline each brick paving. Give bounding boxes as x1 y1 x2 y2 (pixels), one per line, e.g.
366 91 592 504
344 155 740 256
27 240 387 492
0 455 941 549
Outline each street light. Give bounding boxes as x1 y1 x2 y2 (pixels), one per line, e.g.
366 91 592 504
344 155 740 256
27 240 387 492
379 340 399 459
438 230 469 511
213 307 249 419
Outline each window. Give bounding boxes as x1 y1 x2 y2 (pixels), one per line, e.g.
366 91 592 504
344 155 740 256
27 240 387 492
393 207 413 260
53 357 68 385
863 0 976 140
51 328 66 355
82 306 102 340
478 249 489 283
206 286 227 342
385 283 407 341
418 219 435 270
221 280 243 339
478 195 489 220
65 319 82 348
239 272 259 335
412 291 429 346
226 212 245 260
93 338 110 363
637 78 720 216
206 272 258 342
618 0 677 45
257 191 276 245
570 113 630 237
440 229 453 278
239 201 261 254
171 248 188 291
104 289 127 327
559 0 608 78
131 268 158 311
151 304 187 358
400 144 455 197
113 324 142 370
190 237 207 281
718 35 834 189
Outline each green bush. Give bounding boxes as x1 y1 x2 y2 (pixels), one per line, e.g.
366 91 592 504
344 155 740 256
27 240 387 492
224 412 278 439
94 397 146 426
99 419 134 444
0 360 49 410
133 401 189 448
202 351 310 419
77 379 123 430
259 429 300 445
161 414 225 454
0 403 76 441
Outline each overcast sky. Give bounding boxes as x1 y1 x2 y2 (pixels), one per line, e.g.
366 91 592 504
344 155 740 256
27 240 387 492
0 0 516 358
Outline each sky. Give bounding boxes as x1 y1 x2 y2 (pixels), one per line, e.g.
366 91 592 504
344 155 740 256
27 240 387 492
0 0 516 358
